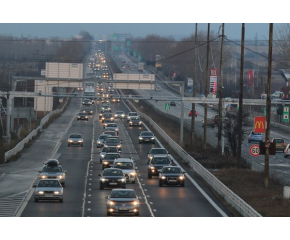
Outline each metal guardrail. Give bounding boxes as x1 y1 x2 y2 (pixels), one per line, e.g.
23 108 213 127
125 99 262 217
4 97 70 163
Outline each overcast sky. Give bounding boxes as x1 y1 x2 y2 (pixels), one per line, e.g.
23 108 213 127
0 1 287 41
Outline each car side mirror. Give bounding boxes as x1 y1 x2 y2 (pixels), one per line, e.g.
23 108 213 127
38 171 41 173
105 196 109 200
98 174 101 177
183 171 186 174
120 140 122 143
64 171 67 173
135 167 138 170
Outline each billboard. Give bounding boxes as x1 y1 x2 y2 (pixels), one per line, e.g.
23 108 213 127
210 68 218 94
254 116 266 133
248 70 254 87
45 62 83 79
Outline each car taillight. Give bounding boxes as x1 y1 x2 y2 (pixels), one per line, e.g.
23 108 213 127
287 149 289 153
284 142 286 146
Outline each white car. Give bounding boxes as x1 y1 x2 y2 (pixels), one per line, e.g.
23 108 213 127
113 158 137 183
115 111 125 119
127 112 139 122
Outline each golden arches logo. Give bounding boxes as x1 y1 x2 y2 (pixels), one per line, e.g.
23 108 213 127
255 121 265 129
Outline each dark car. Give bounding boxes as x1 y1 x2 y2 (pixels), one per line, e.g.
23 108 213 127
248 131 263 143
147 156 172 178
170 101 176 106
101 113 114 123
82 99 92 106
99 168 126 190
102 152 121 170
213 114 219 124
99 146 119 163
159 166 186 187
138 131 155 144
129 117 142 127
202 118 215 128
104 137 122 151
77 112 89 121
96 134 111 148
99 109 111 119
83 107 93 115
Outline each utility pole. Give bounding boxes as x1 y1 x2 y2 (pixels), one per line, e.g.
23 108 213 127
190 23 197 145
203 23 210 149
218 23 225 153
265 23 273 188
237 23 245 164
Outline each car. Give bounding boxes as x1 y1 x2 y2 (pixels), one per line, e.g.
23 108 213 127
67 133 84 147
83 107 93 115
103 92 109 98
99 146 120 163
127 112 139 122
188 110 197 117
284 144 290 158
34 179 64 202
271 138 286 152
102 152 121 169
99 109 111 119
115 111 125 119
96 134 111 148
202 118 215 128
38 161 67 186
170 101 176 106
138 131 155 144
102 119 115 128
147 156 172 179
111 98 120 103
99 168 126 190
102 97 110 104
213 114 219 124
101 104 111 111
248 131 263 143
105 189 140 216
129 117 142 127
112 158 137 183
159 166 186 187
82 99 92 106
77 87 84 91
106 123 119 134
77 112 89 121
101 113 114 123
104 137 122 151
103 130 118 137
147 148 169 161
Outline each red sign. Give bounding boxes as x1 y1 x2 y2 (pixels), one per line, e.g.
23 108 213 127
254 116 266 133
249 144 260 157
248 70 254 87
210 69 218 76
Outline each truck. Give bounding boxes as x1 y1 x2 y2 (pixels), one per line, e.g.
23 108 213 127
138 62 144 72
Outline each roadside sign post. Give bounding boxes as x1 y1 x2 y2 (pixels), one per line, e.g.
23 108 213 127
165 102 170 113
283 106 289 122
249 144 260 157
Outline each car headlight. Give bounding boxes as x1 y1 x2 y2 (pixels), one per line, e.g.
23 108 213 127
150 166 155 170
139 137 143 140
115 129 118 132
109 201 114 206
121 114 125 117
110 118 114 120
179 176 184 180
149 156 153 160
38 191 44 194
77 116 80 118
118 178 125 182
54 191 60 195
101 178 108 182
133 201 139 206
83 111 85 113
161 176 166 179
103 161 109 165
58 175 63 179
85 116 88 118
100 154 105 158
40 175 47 179
97 140 101 144
129 121 133 124
78 140 83 142
130 172 136 176
115 114 117 117
151 137 155 140
68 140 73 142
139 122 142 124
117 144 121 148
90 111 93 113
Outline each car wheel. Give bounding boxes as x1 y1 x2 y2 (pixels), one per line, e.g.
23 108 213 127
181 181 185 187
139 141 141 144
77 119 79 121
107 211 112 216
86 119 88 121
248 140 250 143
122 185 126 189
152 141 155 144
34 198 38 202
81 144 83 147
102 165 105 170
60 198 63 203
159 180 163 187
100 184 103 190
134 212 139 216
148 173 152 179
62 182 65 187
284 155 287 158
132 180 136 184
68 144 70 147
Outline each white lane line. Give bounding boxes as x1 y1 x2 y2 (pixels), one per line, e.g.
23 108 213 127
9 169 36 174
0 173 5 179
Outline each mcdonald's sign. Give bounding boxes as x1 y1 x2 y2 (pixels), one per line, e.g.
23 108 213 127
254 116 266 133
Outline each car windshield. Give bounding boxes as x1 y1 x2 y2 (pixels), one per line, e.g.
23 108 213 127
102 147 118 153
116 111 123 114
105 154 120 159
103 169 123 176
150 149 167 154
104 131 117 136
141 132 153 137
37 180 61 188
103 114 112 117
274 139 284 143
162 167 182 174
78 113 85 116
151 158 170 164
70 134 82 138
107 124 117 127
114 162 133 169
111 190 136 198
106 138 119 143
129 113 137 116
131 117 140 120
42 166 63 172
251 132 261 136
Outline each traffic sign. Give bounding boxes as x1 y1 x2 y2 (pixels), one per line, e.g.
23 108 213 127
165 102 170 111
283 106 289 122
249 144 260 157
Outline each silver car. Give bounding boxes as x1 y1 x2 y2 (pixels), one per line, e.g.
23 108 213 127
115 111 125 119
112 158 137 183
99 146 120 163
106 123 119 134
106 189 140 216
68 133 84 147
96 134 111 148
147 148 169 162
34 179 64 202
127 112 139 122
38 163 67 186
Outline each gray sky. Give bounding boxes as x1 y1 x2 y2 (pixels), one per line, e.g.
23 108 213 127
0 1 286 41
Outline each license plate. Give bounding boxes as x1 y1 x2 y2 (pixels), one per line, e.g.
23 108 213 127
145 139 149 141
109 183 117 185
169 180 177 182
158 169 162 172
44 195 54 198
119 208 129 211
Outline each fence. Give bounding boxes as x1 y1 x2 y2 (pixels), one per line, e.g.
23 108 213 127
4 97 70 163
